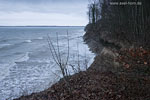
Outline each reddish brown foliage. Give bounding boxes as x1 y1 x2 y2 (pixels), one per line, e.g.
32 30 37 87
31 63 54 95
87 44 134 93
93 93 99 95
116 47 150 71
14 70 150 100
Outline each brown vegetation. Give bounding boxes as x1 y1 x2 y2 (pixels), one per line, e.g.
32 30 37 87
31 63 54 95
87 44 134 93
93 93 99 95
116 47 150 75
14 70 150 100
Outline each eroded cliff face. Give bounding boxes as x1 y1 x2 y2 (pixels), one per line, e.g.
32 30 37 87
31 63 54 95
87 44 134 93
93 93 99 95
88 47 121 72
84 23 132 72
84 27 122 72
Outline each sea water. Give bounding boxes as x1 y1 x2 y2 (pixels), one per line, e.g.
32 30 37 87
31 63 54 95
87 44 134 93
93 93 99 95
0 26 95 100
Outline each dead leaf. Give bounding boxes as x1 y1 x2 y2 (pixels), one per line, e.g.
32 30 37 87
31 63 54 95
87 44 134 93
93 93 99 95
125 64 130 68
144 62 147 65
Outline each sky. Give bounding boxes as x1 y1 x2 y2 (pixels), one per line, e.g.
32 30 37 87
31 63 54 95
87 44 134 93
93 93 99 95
0 0 89 26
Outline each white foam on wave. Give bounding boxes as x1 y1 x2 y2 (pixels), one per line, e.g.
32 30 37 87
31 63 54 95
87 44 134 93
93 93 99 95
29 58 52 64
37 37 43 40
36 59 51 63
25 40 32 43
0 63 16 81
0 44 12 49
15 52 30 63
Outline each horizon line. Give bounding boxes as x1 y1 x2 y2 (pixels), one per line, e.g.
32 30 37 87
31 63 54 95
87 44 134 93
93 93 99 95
0 25 85 27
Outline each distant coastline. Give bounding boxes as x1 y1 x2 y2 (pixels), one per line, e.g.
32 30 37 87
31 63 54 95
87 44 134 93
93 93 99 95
0 25 85 27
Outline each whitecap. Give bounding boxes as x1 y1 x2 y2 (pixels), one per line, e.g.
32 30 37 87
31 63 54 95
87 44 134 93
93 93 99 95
0 44 12 49
15 52 30 63
0 63 16 81
37 37 43 40
34 59 51 63
25 40 32 43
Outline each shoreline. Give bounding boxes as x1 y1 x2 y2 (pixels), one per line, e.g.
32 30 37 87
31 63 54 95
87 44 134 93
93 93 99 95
14 31 150 100
12 22 150 99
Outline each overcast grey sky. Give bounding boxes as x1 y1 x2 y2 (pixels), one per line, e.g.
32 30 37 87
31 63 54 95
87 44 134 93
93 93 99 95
0 0 89 26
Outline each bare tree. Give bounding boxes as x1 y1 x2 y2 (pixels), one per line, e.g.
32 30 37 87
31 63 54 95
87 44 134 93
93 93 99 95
87 0 150 48
47 32 70 88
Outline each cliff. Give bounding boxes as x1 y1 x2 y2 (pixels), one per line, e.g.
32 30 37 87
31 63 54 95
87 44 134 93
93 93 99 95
14 29 150 100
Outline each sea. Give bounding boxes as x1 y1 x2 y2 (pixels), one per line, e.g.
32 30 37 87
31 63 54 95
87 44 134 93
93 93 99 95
0 26 95 100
